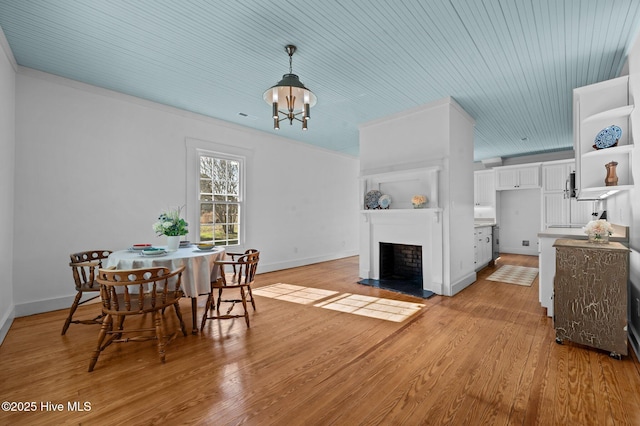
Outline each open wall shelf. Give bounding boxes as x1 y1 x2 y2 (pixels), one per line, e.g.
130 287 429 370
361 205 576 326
574 76 634 200
359 166 441 211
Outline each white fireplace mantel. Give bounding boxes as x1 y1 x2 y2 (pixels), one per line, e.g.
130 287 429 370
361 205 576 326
359 209 444 294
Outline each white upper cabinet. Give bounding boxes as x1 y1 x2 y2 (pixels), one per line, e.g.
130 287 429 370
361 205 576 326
495 164 540 190
542 161 573 192
474 170 495 206
541 160 596 227
573 76 634 199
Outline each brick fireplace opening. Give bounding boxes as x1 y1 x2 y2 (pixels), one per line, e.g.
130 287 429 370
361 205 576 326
380 242 422 282
358 242 432 298
380 242 423 282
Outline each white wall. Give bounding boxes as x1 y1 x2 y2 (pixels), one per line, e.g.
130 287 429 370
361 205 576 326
359 103 449 175
624 33 640 356
12 69 359 316
499 189 542 256
0 28 16 342
446 103 476 291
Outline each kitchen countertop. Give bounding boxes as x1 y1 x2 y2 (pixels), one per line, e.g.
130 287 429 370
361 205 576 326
538 224 628 242
553 238 630 251
474 220 496 228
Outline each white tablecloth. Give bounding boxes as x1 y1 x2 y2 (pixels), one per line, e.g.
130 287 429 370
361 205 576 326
105 246 226 297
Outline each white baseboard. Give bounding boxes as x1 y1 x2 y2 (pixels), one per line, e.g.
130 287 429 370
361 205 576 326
14 294 79 318
0 306 15 346
449 271 477 296
258 250 358 274
499 247 539 256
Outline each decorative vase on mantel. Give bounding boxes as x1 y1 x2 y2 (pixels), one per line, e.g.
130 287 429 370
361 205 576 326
166 235 181 251
411 195 428 209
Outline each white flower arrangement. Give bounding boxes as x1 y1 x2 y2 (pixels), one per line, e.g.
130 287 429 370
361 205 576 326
153 206 188 237
583 219 613 239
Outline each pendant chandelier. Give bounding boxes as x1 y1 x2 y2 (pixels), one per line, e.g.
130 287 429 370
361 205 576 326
263 45 317 130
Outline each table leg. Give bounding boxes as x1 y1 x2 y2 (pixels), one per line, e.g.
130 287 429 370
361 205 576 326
191 297 199 334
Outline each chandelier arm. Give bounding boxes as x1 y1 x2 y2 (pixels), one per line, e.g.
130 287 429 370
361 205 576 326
275 112 304 123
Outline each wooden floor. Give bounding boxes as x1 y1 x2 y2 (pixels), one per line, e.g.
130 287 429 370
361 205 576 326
1 254 640 425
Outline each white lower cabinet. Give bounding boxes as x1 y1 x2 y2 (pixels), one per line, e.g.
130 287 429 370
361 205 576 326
538 236 555 317
474 226 493 269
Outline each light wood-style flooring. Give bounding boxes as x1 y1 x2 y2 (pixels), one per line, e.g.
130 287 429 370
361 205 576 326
1 254 640 425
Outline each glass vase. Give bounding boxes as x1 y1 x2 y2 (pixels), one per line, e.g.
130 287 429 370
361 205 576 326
588 233 609 244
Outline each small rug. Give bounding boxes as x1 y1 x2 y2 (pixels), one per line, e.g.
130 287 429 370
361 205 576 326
486 265 538 286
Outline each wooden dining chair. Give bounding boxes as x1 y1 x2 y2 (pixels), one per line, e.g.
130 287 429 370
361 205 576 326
88 266 187 372
200 250 260 330
224 249 260 310
62 250 112 335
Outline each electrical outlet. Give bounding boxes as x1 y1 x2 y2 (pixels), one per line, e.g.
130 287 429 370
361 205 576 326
522 240 529 246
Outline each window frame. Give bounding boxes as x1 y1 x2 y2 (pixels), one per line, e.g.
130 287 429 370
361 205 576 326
186 138 250 249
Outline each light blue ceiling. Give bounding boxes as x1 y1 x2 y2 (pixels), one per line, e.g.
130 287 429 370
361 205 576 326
1 0 640 160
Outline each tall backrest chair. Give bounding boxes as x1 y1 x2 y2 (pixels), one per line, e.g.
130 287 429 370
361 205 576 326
225 249 260 310
62 250 112 335
88 266 187 372
200 250 260 330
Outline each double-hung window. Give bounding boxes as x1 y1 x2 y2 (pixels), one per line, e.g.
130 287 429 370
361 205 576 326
186 138 249 248
197 154 242 246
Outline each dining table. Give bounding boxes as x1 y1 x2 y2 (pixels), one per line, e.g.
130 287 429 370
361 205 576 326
105 245 226 334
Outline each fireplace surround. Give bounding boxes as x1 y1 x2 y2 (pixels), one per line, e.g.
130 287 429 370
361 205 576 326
358 207 443 295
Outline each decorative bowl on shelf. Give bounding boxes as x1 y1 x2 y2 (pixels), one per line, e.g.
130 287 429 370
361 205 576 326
364 190 382 209
593 124 621 150
378 194 391 209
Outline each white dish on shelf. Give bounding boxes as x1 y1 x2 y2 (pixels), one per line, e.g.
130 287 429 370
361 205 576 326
593 125 622 149
378 194 391 209
364 190 382 209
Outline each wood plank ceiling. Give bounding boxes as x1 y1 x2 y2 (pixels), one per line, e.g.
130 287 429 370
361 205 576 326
1 0 639 160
